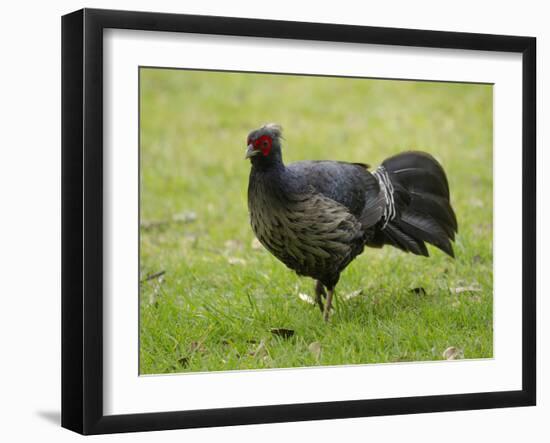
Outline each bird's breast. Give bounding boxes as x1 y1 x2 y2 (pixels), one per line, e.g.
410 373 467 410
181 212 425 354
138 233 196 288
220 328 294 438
247 177 365 278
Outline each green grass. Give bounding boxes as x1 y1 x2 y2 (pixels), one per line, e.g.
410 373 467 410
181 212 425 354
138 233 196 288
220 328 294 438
139 68 493 374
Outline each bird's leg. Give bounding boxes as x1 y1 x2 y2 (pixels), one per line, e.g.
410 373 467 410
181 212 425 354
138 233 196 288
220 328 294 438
323 287 335 322
314 280 326 313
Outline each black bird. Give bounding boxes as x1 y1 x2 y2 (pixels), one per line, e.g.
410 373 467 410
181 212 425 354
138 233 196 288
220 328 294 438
246 124 457 321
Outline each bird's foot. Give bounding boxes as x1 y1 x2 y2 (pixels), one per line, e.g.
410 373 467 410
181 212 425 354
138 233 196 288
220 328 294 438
323 288 335 322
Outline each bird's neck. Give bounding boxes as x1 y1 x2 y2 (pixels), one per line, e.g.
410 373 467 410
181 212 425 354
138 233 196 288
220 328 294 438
250 151 285 174
249 154 289 200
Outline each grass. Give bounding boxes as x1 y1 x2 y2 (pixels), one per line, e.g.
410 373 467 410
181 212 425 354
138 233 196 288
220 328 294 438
139 68 493 374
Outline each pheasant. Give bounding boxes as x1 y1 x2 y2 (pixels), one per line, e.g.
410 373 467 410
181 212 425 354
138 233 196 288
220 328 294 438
246 124 457 321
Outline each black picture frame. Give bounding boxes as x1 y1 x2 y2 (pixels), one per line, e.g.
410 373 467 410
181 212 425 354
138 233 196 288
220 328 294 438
61 8 536 435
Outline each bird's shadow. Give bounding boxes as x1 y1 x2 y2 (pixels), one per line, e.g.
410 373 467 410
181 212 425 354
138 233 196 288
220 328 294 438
334 285 432 322
36 410 61 426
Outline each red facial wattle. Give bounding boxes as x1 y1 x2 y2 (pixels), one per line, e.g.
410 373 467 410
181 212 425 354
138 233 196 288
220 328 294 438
254 135 273 156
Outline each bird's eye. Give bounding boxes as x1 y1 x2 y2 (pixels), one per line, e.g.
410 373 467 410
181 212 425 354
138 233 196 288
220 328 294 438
251 135 273 156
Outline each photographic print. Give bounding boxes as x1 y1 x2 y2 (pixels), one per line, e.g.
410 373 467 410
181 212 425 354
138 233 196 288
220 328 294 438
139 68 493 375
62 9 535 433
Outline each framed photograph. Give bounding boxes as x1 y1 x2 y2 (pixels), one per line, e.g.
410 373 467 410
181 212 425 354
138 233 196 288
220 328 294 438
61 8 536 435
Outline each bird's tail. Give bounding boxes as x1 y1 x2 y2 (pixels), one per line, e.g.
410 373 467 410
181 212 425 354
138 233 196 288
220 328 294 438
369 151 457 257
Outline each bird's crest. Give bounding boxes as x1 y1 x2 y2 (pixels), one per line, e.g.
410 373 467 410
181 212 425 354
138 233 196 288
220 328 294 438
261 123 283 139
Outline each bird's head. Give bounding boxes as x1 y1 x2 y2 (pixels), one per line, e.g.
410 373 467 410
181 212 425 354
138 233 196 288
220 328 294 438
245 124 283 166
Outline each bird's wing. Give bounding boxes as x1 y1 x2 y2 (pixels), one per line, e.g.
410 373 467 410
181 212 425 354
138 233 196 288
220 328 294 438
286 160 384 228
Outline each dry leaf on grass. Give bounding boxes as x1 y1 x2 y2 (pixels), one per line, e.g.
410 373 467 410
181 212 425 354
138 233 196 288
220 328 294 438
410 287 426 296
443 346 463 360
270 328 295 339
141 271 165 306
140 219 168 230
172 211 197 223
227 257 247 266
251 238 264 250
308 342 322 361
189 341 207 354
140 270 166 283
250 340 268 358
341 289 363 301
224 239 243 252
452 286 481 294
298 293 316 305
469 198 484 208
141 211 197 230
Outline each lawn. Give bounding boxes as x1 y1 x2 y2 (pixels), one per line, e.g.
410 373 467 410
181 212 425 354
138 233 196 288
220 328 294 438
139 68 493 374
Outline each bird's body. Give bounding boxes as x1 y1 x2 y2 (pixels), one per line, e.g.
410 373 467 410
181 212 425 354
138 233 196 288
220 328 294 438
245 124 457 320
248 160 376 289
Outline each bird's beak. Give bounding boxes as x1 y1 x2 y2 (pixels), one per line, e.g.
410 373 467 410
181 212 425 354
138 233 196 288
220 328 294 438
245 144 260 159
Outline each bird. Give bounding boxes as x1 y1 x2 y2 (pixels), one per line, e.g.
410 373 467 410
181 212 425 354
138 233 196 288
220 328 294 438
245 123 457 321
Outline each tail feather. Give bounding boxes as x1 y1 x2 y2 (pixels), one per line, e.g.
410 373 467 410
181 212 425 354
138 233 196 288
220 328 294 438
383 223 429 256
390 168 449 199
383 151 450 197
409 192 457 239
398 211 454 257
370 151 457 258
